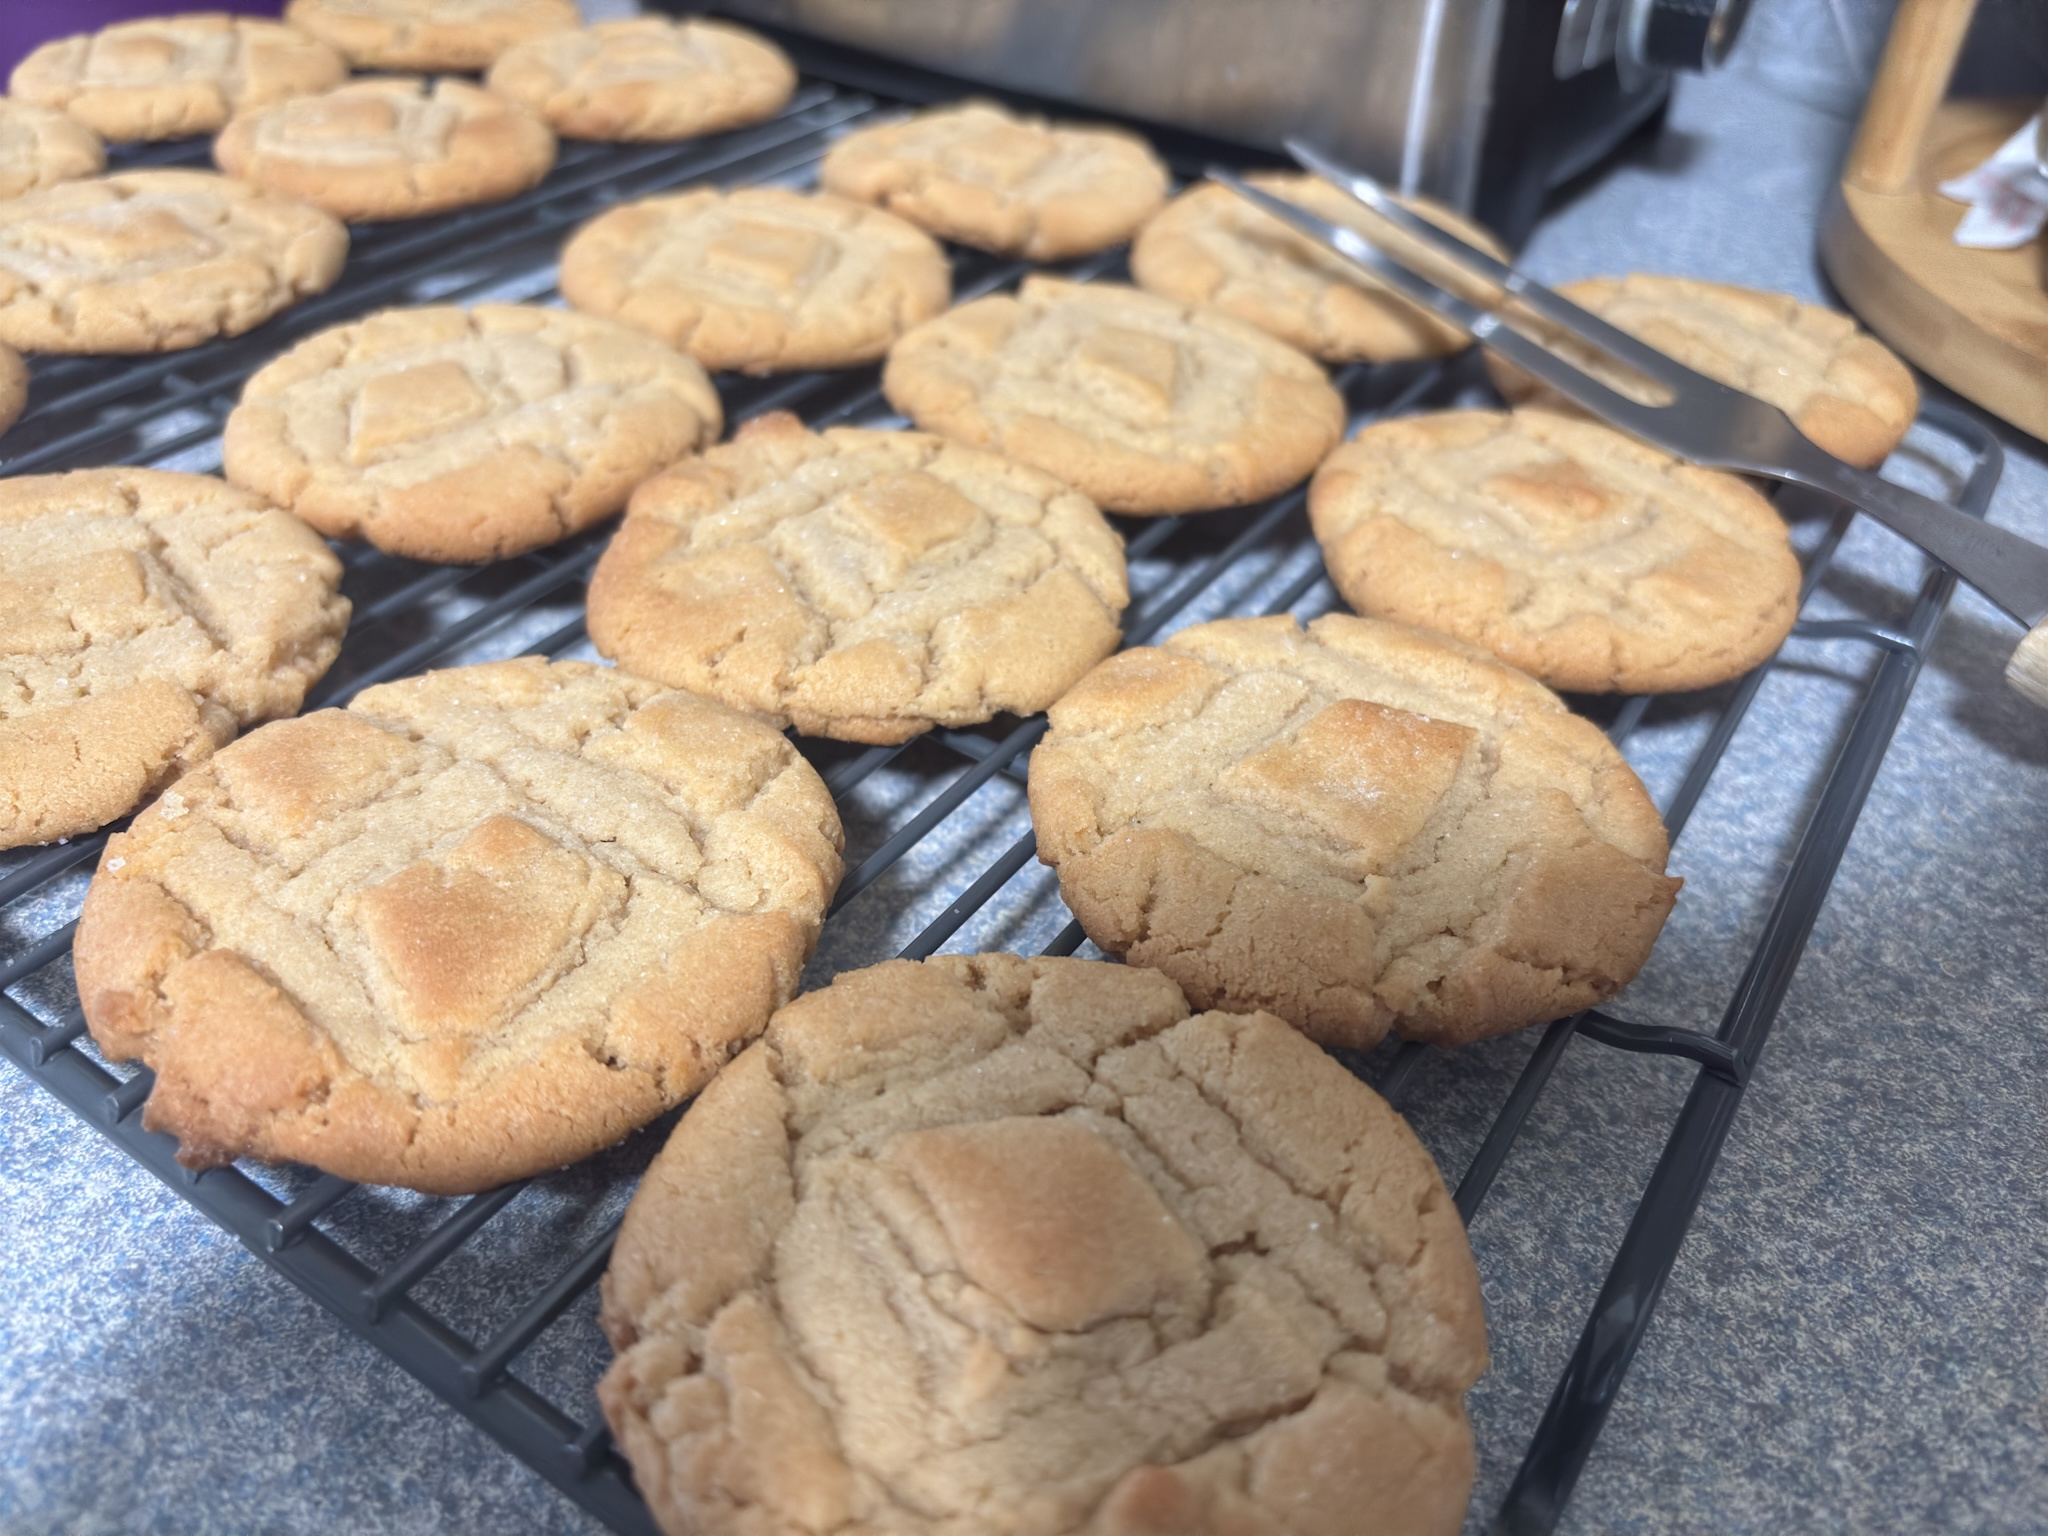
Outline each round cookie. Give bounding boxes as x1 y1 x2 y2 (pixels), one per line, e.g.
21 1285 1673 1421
9 15 347 143
587 411 1130 744
283 0 580 71
74 656 847 1194
1486 273 1918 468
222 303 723 564
1310 409 1803 693
0 468 349 851
486 17 796 142
0 169 348 354
820 99 1170 261
883 275 1346 515
214 76 557 224
1132 174 1510 364
561 185 950 374
0 98 106 200
1029 613 1681 1049
599 952 1489 1536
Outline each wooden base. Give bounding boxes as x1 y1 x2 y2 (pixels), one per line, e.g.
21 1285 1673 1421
1822 99 2048 442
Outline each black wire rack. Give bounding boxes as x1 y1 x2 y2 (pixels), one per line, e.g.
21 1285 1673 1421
0 61 2005 1536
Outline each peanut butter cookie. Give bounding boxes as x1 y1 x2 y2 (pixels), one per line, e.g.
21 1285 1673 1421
561 185 951 374
1030 614 1680 1049
214 76 557 223
0 342 25 439
74 657 846 1194
1132 174 1509 363
1486 273 1918 468
600 952 1488 1536
0 468 348 850
820 100 1169 260
284 0 579 71
587 412 1128 743
10 15 346 143
1310 409 1802 693
223 303 723 564
0 169 347 354
884 275 1346 514
0 98 106 200
486 16 796 142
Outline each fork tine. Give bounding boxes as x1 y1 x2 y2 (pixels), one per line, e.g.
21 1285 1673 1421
1282 137 1707 390
1207 168 1669 435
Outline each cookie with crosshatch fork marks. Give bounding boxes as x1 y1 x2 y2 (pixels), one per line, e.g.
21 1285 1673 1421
599 952 1488 1536
223 303 721 564
883 275 1346 514
1029 613 1680 1049
0 468 349 851
10 15 346 143
820 99 1170 260
74 658 846 1195
561 184 952 374
0 169 346 354
213 75 557 223
586 411 1129 744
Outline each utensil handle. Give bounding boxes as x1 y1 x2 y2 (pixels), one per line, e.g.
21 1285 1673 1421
1797 455 2048 632
2005 620 2048 707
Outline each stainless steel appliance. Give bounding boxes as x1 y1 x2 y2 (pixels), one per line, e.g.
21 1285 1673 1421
692 0 1754 241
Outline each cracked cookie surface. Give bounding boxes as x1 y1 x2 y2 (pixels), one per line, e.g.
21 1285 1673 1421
214 76 557 223
0 98 105 200
1486 273 1918 468
587 411 1128 744
820 100 1169 261
0 169 347 354
1132 175 1509 364
486 16 795 142
74 657 846 1194
223 302 722 564
600 953 1488 1536
884 276 1346 515
0 468 349 850
561 185 951 374
1310 409 1802 693
284 0 579 71
10 15 346 143
1030 614 1679 1049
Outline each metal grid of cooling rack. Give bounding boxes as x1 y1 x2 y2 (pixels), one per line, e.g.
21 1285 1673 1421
0 66 2007 1536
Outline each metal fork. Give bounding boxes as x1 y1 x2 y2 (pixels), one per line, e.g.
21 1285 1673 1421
1209 142 2048 709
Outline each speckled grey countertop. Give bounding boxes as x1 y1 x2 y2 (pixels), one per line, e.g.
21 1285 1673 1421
4 16 2047 1536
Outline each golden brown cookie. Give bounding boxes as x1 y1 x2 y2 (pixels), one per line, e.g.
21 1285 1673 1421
214 76 557 223
1132 174 1509 363
485 16 796 142
1030 614 1680 1049
9 15 346 143
1310 409 1802 693
74 656 846 1194
560 185 951 374
600 952 1489 1536
587 412 1129 744
283 0 579 71
1486 273 1918 468
0 169 347 354
0 468 349 851
0 342 26 439
0 98 106 200
222 303 722 565
883 275 1346 514
820 100 1169 261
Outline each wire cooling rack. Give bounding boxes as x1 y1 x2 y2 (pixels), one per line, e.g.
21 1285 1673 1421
0 63 2006 1536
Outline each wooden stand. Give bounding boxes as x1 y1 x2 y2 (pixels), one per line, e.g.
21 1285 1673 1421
1820 0 2048 441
